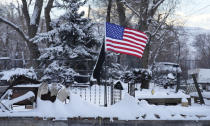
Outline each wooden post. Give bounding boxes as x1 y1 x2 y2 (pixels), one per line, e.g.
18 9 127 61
176 73 180 93
128 83 130 94
129 81 135 97
87 5 91 19
192 74 205 104
120 90 122 100
111 83 114 105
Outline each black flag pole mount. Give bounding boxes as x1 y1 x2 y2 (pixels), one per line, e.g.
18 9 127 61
92 40 105 85
92 38 108 107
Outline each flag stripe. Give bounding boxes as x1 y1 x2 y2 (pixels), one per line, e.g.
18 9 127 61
106 37 145 49
122 38 146 47
106 42 144 54
106 39 144 52
123 37 146 47
125 28 148 38
106 47 142 58
106 43 143 55
123 34 147 44
124 30 148 40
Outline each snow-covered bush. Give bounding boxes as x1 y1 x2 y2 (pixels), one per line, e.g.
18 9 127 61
41 61 78 85
33 0 99 85
121 69 152 89
104 53 126 80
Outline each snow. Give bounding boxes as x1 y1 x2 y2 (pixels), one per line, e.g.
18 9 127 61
190 91 210 98
14 84 41 87
153 62 182 73
0 92 209 120
0 68 37 81
0 57 10 60
182 98 188 102
0 83 208 120
135 87 190 99
198 69 210 83
167 73 175 79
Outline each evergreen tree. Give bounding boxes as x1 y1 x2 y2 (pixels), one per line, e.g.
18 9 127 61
34 0 98 85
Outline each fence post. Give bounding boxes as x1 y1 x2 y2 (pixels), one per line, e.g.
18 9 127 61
129 81 135 97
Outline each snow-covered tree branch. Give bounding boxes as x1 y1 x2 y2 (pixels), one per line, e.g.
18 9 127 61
0 16 29 43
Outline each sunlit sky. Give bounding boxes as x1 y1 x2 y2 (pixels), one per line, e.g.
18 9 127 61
1 0 210 29
177 0 210 29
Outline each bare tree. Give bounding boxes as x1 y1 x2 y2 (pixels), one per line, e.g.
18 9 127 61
0 0 55 68
22 0 43 38
194 34 210 68
121 0 178 68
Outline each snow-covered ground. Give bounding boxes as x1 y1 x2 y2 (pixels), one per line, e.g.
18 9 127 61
0 68 209 121
0 84 209 121
0 92 209 120
135 87 190 99
190 92 210 99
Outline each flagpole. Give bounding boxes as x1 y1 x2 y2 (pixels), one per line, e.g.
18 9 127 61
104 46 107 107
104 23 108 107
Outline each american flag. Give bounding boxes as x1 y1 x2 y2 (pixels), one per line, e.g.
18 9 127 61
105 22 148 58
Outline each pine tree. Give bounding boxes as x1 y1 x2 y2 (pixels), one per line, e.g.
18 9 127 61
34 0 99 85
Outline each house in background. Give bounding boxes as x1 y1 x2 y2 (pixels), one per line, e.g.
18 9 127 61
188 69 210 91
152 62 182 88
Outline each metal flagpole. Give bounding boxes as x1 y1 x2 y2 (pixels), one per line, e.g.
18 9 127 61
104 38 108 107
103 21 108 107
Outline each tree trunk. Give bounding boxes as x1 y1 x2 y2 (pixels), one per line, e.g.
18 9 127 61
22 0 44 68
116 0 126 27
136 0 165 68
28 0 43 38
116 0 127 64
141 44 150 68
45 0 54 32
106 0 112 22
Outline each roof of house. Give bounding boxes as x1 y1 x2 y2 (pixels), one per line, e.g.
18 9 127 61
0 68 37 81
188 68 210 84
153 62 182 73
0 68 39 85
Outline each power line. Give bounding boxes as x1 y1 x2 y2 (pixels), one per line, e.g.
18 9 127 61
185 4 210 17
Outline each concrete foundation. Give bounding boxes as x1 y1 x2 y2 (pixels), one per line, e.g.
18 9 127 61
0 117 209 126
